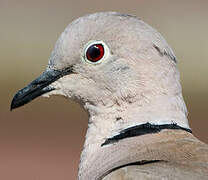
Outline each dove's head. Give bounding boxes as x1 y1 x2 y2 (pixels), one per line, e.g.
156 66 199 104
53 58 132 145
11 12 189 129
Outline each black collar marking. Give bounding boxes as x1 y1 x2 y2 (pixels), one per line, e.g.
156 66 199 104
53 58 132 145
101 123 192 146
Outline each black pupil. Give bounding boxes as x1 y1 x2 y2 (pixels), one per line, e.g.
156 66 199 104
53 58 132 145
87 45 101 61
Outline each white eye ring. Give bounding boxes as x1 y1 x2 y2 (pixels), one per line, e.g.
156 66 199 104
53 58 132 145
82 40 110 65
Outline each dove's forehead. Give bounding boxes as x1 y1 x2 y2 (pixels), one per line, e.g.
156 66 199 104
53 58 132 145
48 12 174 69
59 12 142 44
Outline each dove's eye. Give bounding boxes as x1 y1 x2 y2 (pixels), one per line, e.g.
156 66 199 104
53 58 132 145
86 44 104 62
83 40 110 64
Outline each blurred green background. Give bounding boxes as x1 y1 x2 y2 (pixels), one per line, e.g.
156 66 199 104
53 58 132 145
0 0 208 179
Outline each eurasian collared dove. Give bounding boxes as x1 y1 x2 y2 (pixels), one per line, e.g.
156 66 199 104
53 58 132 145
11 12 208 180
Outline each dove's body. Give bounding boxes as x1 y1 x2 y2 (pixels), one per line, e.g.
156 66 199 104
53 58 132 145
92 130 208 180
11 12 208 179
104 130 208 180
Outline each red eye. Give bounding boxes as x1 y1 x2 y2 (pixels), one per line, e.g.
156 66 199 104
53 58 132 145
86 44 104 62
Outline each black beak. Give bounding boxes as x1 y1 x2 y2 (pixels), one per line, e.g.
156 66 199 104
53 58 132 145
10 67 73 111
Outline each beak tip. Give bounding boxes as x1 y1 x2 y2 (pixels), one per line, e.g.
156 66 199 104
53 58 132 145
10 96 18 111
10 90 26 111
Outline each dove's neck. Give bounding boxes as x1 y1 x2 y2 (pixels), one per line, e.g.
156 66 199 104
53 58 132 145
83 93 189 145
78 93 190 179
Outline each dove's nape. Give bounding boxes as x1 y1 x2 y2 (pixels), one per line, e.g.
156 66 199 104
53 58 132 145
11 12 208 180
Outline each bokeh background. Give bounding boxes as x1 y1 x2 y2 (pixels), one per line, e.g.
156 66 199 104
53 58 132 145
0 0 208 179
